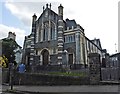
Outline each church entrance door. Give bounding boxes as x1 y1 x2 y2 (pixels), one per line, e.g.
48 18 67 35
69 54 73 65
41 49 49 65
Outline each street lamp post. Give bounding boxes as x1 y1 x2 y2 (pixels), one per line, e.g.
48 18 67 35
9 62 14 90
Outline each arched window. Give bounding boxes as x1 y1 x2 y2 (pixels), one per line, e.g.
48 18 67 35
38 28 41 42
43 22 49 41
51 22 55 40
41 21 56 41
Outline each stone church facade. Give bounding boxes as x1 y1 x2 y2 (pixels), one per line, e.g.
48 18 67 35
22 4 106 69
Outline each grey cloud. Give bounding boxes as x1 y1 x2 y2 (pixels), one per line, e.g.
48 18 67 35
5 1 60 27
0 24 26 46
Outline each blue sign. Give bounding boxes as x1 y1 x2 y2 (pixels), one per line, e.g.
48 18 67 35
18 64 25 73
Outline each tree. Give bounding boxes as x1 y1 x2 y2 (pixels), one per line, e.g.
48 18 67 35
2 38 18 67
0 55 8 68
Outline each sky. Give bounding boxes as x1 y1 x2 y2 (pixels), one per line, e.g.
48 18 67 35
0 0 119 55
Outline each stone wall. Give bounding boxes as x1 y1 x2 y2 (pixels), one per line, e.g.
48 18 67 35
2 68 9 84
13 72 89 85
28 65 62 73
89 53 101 85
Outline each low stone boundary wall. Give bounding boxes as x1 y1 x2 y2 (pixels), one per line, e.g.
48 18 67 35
13 72 90 85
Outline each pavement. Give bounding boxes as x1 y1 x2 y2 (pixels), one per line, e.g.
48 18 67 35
1 84 120 94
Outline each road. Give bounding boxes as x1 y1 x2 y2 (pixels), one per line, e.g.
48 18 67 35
1 85 120 93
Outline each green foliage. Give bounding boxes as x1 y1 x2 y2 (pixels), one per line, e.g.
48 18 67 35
48 71 87 77
0 55 8 68
2 38 18 67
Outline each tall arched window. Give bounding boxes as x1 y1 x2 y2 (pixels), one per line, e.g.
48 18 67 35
43 22 49 41
38 28 41 42
41 21 56 41
51 22 55 40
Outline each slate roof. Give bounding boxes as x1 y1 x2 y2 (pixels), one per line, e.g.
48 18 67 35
65 18 77 29
65 18 84 31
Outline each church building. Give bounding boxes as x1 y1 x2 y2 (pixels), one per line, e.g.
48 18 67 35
22 4 106 70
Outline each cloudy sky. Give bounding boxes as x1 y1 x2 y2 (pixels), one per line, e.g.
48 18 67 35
0 0 119 55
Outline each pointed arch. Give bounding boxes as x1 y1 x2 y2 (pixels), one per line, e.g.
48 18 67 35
41 49 49 65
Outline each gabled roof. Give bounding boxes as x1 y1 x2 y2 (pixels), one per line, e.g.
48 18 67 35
91 38 102 50
37 7 58 23
2 38 22 48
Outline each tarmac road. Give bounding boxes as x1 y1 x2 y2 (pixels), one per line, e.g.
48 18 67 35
1 85 120 93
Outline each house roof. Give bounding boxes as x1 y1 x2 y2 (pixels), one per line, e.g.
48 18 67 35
65 18 77 29
110 52 120 57
91 38 102 50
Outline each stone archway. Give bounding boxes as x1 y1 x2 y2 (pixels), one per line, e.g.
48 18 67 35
41 49 49 65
